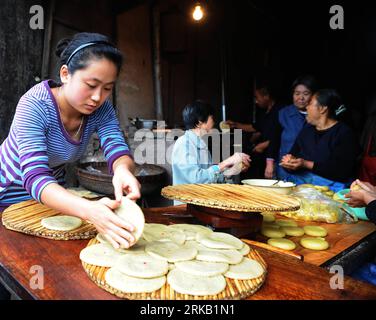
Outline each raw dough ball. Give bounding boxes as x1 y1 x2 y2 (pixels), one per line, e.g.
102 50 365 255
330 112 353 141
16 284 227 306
267 238 296 251
275 219 298 227
300 237 329 250
281 226 305 237
261 226 286 238
219 121 231 130
351 184 361 191
303 226 328 237
263 214 276 223
262 223 280 229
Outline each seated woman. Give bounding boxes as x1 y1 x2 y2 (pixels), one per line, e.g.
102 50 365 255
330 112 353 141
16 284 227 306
172 101 250 186
279 89 359 192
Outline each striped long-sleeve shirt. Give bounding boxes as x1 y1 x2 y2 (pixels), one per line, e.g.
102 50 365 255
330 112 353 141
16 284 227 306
0 80 131 210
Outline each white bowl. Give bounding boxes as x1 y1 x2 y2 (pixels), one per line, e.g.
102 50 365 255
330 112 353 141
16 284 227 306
241 179 296 195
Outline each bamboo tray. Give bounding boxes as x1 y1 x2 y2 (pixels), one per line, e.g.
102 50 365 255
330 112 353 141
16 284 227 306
2 200 97 240
82 238 268 300
162 184 301 212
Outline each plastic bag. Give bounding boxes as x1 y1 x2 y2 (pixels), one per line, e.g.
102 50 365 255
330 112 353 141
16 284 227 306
277 186 345 223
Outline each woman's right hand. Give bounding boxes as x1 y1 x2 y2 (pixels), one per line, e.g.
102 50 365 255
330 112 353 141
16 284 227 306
85 197 135 249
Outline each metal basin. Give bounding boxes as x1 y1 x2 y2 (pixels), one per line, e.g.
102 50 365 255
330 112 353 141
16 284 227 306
76 162 166 196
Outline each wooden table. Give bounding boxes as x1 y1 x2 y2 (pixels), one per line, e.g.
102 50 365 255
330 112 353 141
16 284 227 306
255 216 376 266
0 205 375 300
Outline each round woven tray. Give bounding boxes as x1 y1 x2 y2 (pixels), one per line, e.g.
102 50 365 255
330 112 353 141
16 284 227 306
161 184 301 212
82 238 268 300
2 200 97 240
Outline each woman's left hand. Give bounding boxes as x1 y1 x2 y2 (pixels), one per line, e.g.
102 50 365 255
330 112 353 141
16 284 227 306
345 179 376 207
112 165 141 201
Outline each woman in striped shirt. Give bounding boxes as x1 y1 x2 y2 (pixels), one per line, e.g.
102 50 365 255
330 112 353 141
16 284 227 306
0 32 140 249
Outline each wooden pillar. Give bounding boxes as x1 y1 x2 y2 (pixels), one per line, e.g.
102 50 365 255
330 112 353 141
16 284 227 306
0 0 45 142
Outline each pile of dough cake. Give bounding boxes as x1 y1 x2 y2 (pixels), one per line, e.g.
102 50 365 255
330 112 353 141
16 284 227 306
260 212 329 251
80 223 265 296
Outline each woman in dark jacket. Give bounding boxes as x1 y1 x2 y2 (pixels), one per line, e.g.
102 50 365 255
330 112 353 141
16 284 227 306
280 89 359 192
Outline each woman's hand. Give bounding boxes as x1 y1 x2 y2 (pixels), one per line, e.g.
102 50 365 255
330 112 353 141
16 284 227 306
221 152 251 169
113 165 141 201
264 159 275 179
345 179 376 207
280 154 305 171
220 152 251 176
350 179 376 193
85 197 136 249
224 120 238 129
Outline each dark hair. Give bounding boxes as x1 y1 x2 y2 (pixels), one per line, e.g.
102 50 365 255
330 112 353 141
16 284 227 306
292 75 318 93
182 100 214 130
55 32 123 75
255 76 275 98
314 89 343 119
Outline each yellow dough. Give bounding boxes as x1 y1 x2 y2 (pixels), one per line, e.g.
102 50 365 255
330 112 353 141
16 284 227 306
351 184 361 191
267 238 296 251
303 226 328 237
275 219 298 227
281 226 305 237
262 223 280 229
261 226 286 238
262 214 276 223
300 237 329 250
313 185 329 192
219 121 230 130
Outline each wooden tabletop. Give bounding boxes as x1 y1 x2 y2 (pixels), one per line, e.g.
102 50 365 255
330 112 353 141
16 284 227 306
255 216 376 266
0 205 375 300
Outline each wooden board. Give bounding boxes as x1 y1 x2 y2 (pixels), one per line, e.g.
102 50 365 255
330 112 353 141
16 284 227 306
2 200 97 240
161 184 301 212
81 239 268 300
256 215 376 266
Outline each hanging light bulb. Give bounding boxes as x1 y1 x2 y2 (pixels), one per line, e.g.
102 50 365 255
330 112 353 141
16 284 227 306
193 4 204 21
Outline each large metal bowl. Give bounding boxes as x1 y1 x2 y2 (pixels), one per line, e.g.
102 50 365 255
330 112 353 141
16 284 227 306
76 162 166 196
